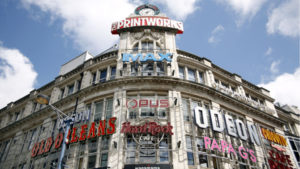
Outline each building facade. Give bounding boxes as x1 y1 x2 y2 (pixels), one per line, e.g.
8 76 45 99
0 4 299 169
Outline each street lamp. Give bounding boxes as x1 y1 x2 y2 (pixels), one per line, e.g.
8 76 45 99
36 94 72 169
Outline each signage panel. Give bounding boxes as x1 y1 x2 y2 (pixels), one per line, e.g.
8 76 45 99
111 16 183 34
122 53 172 62
124 164 171 169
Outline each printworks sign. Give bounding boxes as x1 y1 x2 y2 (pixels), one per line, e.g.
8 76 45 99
261 128 287 146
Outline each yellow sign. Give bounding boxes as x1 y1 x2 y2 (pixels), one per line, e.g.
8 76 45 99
261 128 287 146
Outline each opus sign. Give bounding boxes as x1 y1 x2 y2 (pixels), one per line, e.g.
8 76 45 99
111 16 183 34
122 53 172 62
126 99 169 109
194 106 261 146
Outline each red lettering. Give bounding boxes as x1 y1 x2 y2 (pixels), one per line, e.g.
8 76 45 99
44 137 53 153
79 124 88 141
160 99 169 107
31 142 39 157
139 99 148 107
38 140 45 155
88 122 96 139
54 133 63 149
98 120 106 136
107 117 116 134
150 100 159 108
70 127 78 143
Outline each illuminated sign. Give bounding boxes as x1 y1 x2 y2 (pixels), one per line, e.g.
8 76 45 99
31 117 117 158
194 106 261 145
57 110 90 129
261 128 287 146
121 122 173 136
268 150 293 169
126 99 169 109
111 16 183 34
124 164 171 169
122 53 172 62
204 136 257 163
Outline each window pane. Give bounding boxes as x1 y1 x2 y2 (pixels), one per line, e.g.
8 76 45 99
131 63 138 76
87 155 96 169
100 69 107 82
156 62 165 76
186 136 192 150
142 63 154 76
198 72 203 83
187 152 194 165
110 66 116 80
199 154 208 167
94 101 103 121
68 84 74 95
188 69 195 81
179 66 184 79
182 99 190 121
100 153 108 167
105 99 113 119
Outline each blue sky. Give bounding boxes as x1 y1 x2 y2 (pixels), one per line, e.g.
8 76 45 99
0 0 299 108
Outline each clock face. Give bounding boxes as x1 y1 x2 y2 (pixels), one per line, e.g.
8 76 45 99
139 8 155 16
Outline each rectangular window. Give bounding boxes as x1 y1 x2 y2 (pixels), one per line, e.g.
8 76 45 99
131 62 138 76
142 41 153 51
198 72 203 83
100 69 107 82
105 99 113 119
179 66 184 79
92 72 96 84
100 153 108 167
156 62 165 76
159 137 169 163
186 136 192 150
94 101 104 121
28 129 37 150
142 62 154 76
126 137 136 164
187 152 194 165
188 68 196 81
110 66 116 80
88 139 97 153
199 154 208 167
182 99 190 121
15 112 20 121
77 80 81 91
87 155 96 169
68 84 74 95
101 136 109 150
60 88 65 99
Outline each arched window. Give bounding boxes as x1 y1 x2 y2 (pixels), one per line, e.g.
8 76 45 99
141 41 153 51
133 43 138 52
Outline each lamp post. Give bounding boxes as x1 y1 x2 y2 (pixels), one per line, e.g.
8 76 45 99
36 94 72 169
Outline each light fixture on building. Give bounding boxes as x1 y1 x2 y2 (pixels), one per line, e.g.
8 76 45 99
113 141 117 149
117 99 120 106
174 98 178 106
177 141 181 148
35 94 72 169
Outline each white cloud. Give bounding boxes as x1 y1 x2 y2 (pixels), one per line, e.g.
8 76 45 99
21 0 140 54
266 0 300 38
270 60 280 74
217 0 268 24
21 1 199 54
208 25 225 44
0 44 38 108
258 67 300 108
265 47 272 55
151 0 200 20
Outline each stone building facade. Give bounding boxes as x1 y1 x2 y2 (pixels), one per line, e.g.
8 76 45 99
0 4 299 169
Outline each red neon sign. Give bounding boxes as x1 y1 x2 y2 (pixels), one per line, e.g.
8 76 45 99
126 99 169 109
31 117 117 158
121 122 173 135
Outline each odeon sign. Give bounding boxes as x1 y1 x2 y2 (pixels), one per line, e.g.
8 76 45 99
193 106 261 162
31 117 117 158
122 53 172 62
